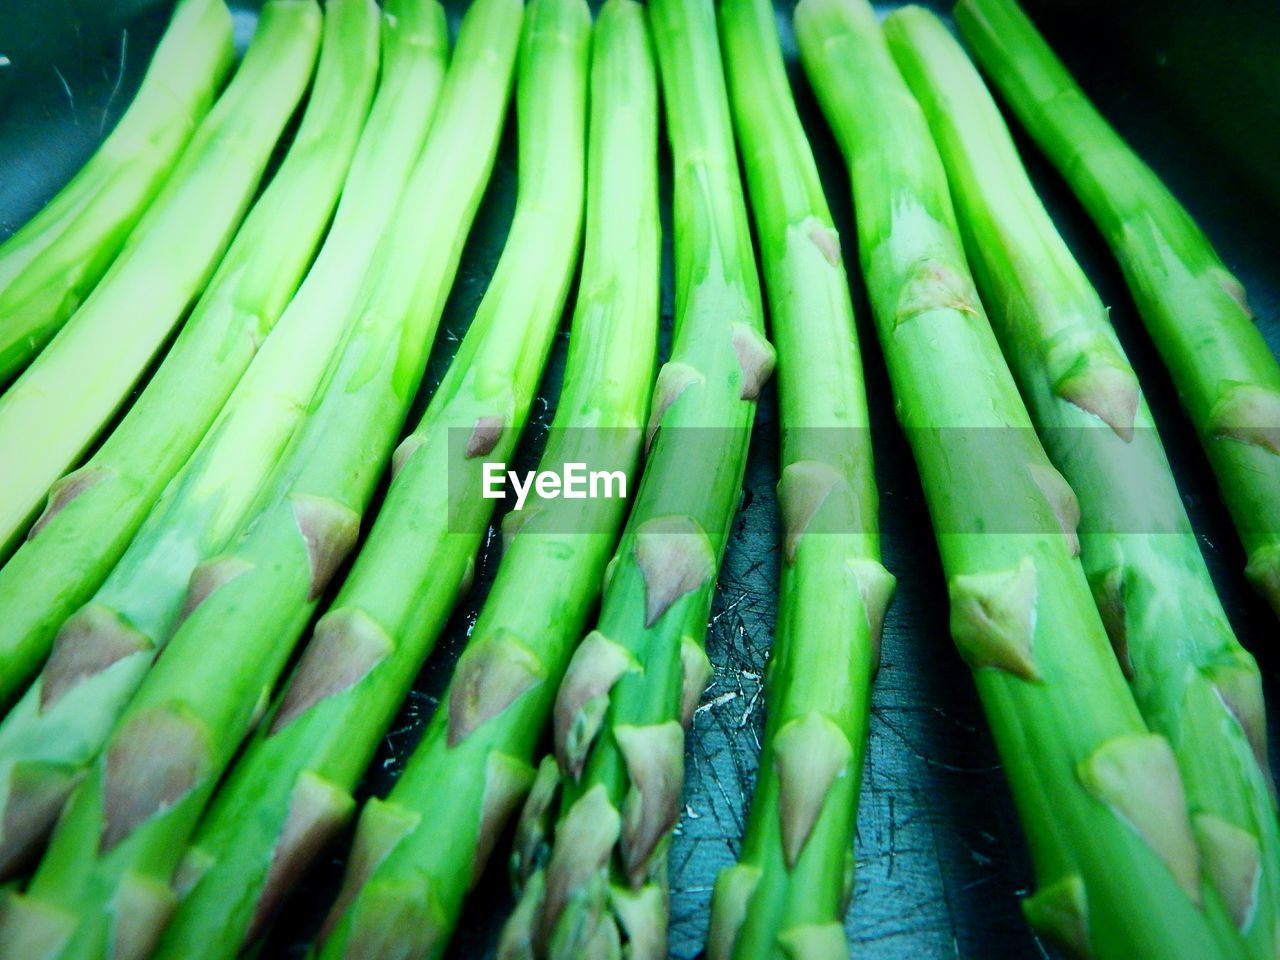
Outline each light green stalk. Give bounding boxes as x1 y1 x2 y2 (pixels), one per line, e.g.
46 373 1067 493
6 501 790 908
0 2 521 957
0 0 322 560
886 8 1280 956
155 2 589 956
0 0 406 712
0 0 235 385
0 0 396 881
796 1 1246 958
708 1 892 958
955 0 1280 621
316 4 655 958
499 1 771 956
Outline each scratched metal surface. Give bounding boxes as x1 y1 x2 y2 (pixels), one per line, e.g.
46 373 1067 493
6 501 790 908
1 1 1278 958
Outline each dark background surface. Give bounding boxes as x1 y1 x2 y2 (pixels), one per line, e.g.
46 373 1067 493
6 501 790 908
1 1 1277 958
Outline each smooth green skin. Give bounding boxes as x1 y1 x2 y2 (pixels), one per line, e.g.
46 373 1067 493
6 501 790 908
796 1 1243 958
0 0 391 880
158 2 589 956
887 9 1280 956
0 0 235 386
507 0 768 950
711 0 889 957
0 0 322 562
318 4 656 958
7 2 522 958
956 0 1280 620
0 0 404 712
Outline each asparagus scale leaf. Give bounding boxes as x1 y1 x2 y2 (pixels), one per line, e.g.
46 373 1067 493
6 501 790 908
155 2 589 956
315 4 656 957
0 0 323 561
709 0 893 957
0 0 400 711
500 0 772 955
955 0 1280 621
796 1 1244 958
0 0 520 956
0 0 235 385
886 9 1280 956
0 0 390 879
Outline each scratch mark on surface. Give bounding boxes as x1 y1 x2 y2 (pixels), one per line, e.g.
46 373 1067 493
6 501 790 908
100 29 128 134
54 66 77 120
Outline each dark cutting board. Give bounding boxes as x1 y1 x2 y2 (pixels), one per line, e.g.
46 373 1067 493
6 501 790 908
1 1 1277 957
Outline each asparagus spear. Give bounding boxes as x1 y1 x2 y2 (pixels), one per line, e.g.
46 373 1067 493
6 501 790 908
0 1 521 956
500 1 772 956
0 0 402 712
0 0 235 385
0 0 393 878
315 4 655 957
153 1 590 955
708 1 893 957
796 1 1245 957
955 0 1280 620
0 0 321 561
886 8 1280 954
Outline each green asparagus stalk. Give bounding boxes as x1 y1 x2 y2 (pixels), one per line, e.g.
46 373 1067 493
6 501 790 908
499 1 772 956
886 8 1280 955
0 1 521 956
708 1 893 957
0 0 401 712
0 0 394 879
0 0 321 561
796 1 1246 958
314 4 654 958
955 0 1280 621
0 0 235 385
153 2 590 956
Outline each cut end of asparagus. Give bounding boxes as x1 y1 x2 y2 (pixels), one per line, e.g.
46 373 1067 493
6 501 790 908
678 637 712 728
474 753 536 886
40 604 151 710
615 721 684 887
1088 565 1133 679
948 556 1040 680
0 890 76 960
291 494 361 600
1192 813 1262 931
102 706 211 852
465 415 507 459
1022 874 1091 959
773 712 854 869
111 871 178 960
707 864 761 960
542 784 621 943
26 466 110 542
1026 462 1081 557
1245 546 1280 621
730 323 776 401
1207 382 1280 456
248 773 354 942
609 884 667 960
645 362 705 450
178 556 253 623
448 630 546 746
634 516 716 627
1077 734 1201 903
0 762 81 879
270 608 394 734
776 921 848 960
777 460 843 564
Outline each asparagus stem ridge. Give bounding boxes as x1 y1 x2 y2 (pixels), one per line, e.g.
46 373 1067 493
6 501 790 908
956 0 1280 621
0 0 389 880
886 9 1280 956
709 0 892 957
499 0 772 955
0 0 322 561
158 1 590 955
0 0 520 955
0 0 235 386
796 1 1246 957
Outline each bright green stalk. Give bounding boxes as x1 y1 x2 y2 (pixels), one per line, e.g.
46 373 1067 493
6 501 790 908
499 1 770 956
887 8 1280 955
155 2 589 956
796 1 1245 958
0 0 395 881
0 2 520 957
956 0 1280 621
0 0 321 561
708 1 892 958
0 0 401 712
316 5 654 958
0 0 235 385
